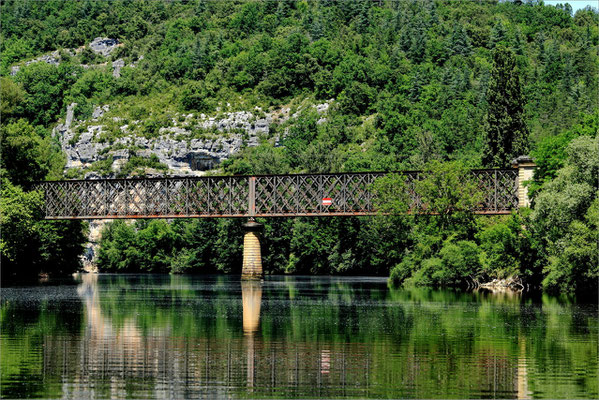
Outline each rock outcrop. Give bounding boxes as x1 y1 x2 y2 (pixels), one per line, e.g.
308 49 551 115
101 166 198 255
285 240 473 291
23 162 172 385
10 38 128 78
55 101 332 178
89 37 119 56
10 51 61 75
112 59 125 77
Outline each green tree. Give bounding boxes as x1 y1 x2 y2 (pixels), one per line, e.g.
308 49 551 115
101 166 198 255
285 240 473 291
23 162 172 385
530 113 598 195
383 161 484 287
482 46 529 167
338 81 375 115
532 136 598 294
180 81 213 112
1 180 85 279
490 20 509 48
97 220 140 271
415 160 483 231
0 119 65 185
15 62 77 127
0 77 25 120
449 23 471 56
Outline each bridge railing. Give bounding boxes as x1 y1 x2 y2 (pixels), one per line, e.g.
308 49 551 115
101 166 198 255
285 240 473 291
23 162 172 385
36 169 519 219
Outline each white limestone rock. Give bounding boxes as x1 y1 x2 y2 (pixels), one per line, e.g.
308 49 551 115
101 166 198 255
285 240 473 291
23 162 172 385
58 100 334 177
89 37 119 56
92 105 110 120
112 59 125 78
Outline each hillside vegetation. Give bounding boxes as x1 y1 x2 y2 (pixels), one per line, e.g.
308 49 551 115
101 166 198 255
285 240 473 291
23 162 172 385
1 0 597 294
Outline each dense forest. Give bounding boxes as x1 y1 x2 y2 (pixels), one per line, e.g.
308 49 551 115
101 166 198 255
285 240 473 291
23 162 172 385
1 0 597 294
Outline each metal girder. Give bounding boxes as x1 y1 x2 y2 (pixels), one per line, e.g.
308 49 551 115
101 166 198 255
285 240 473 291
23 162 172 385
37 170 519 220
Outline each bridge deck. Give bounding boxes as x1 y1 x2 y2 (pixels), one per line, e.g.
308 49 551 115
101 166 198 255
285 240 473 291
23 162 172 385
37 170 519 220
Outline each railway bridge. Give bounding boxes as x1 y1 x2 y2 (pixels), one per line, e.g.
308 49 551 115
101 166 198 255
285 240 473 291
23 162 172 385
37 157 535 278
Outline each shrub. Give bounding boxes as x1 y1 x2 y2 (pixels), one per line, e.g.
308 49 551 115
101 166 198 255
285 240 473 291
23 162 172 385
477 219 520 278
389 256 416 287
337 81 375 115
437 240 481 286
169 248 195 274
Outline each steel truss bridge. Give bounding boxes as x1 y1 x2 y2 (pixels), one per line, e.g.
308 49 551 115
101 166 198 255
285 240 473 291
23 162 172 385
37 169 519 220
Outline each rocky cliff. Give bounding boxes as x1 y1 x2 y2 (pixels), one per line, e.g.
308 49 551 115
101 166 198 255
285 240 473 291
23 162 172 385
54 100 330 178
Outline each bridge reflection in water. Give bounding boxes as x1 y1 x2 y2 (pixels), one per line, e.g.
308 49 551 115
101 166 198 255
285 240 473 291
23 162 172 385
27 275 543 399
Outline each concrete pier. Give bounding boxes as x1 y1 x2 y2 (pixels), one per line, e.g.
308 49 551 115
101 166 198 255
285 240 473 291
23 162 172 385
242 220 263 279
512 156 536 208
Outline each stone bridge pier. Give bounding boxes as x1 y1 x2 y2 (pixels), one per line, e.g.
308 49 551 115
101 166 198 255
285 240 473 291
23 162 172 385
242 219 263 279
512 156 536 208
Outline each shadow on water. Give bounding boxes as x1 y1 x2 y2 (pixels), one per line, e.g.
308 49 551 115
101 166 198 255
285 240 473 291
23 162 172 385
0 274 597 399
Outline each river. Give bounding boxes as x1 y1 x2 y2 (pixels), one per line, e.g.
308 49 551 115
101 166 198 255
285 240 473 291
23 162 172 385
1 274 597 399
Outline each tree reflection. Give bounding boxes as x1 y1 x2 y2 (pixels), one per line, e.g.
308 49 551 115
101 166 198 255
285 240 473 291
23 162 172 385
0 275 596 399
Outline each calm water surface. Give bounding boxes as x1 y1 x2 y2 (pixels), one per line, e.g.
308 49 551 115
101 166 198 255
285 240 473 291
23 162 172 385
1 274 597 399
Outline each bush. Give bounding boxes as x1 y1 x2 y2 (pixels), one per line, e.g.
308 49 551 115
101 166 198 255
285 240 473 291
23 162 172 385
437 240 481 286
407 257 441 287
392 240 481 288
477 219 520 278
180 81 213 112
169 248 195 274
79 47 102 64
117 154 168 177
337 81 375 115
389 256 416 287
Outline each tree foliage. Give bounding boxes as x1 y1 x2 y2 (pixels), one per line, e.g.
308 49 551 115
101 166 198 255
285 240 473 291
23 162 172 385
482 46 529 167
0 0 597 292
0 180 86 278
532 136 598 293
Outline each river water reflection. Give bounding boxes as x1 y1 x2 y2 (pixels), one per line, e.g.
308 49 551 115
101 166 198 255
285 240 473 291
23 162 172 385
1 274 597 399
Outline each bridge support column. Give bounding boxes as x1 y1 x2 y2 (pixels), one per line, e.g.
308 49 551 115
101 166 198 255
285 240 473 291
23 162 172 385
512 156 536 208
242 219 263 279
